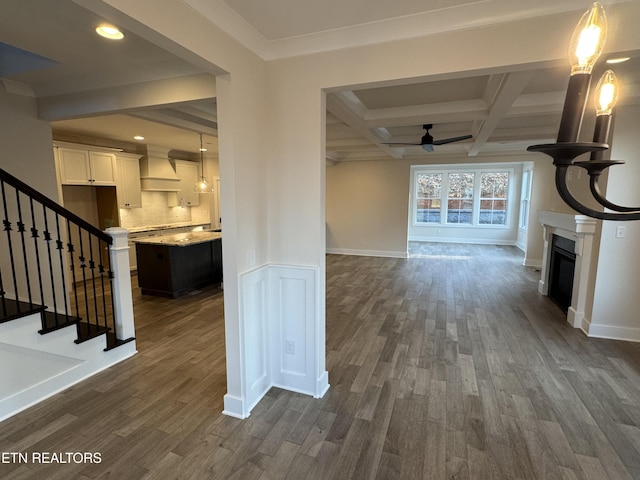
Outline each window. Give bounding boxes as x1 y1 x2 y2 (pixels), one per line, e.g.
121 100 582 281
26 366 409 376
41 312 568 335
415 173 442 223
447 172 474 224
412 166 514 227
479 172 509 225
520 169 532 229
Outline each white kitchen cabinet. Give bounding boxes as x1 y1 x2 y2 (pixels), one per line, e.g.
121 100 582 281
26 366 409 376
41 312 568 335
168 160 200 207
116 153 143 208
57 147 116 186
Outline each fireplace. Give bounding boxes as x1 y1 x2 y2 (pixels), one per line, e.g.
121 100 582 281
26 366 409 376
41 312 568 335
548 235 576 312
538 211 597 331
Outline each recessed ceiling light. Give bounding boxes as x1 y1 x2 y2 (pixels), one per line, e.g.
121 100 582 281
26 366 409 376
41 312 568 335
606 57 630 64
96 24 124 40
133 135 144 141
199 147 207 152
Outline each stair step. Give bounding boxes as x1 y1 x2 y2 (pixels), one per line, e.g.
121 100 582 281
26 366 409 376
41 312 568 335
38 311 81 334
74 322 111 344
0 299 45 324
104 333 136 351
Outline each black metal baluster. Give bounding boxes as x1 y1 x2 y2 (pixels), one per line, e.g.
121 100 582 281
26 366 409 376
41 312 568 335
77 225 92 330
1 179 20 311
88 233 100 330
42 205 59 327
29 198 45 308
97 238 109 332
0 258 6 318
55 214 70 322
0 183 8 317
66 220 80 320
15 190 33 306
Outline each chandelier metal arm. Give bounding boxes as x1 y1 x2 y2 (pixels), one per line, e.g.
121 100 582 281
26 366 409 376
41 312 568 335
528 142 640 221
588 174 640 213
555 167 640 220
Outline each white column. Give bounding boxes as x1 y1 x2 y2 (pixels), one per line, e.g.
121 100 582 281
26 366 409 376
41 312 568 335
538 224 551 295
105 227 135 340
568 233 594 329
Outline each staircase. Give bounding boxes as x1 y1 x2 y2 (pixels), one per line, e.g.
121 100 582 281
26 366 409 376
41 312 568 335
0 168 137 422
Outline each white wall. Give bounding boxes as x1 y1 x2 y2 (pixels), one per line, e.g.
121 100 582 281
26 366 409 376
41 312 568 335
589 104 640 341
326 159 411 257
0 84 61 305
0 86 57 199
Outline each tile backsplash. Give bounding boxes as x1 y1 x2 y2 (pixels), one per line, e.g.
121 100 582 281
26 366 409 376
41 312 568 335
119 191 192 229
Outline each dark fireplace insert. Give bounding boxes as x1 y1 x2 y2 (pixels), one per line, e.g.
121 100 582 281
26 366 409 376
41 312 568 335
548 235 576 312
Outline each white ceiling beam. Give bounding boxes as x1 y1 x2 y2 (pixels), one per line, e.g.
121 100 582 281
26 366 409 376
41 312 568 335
363 99 488 129
483 73 506 106
173 103 218 123
468 71 534 156
129 110 218 136
507 91 565 117
37 73 217 121
327 91 403 159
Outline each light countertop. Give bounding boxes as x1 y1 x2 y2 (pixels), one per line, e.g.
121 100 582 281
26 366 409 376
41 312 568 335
126 223 209 234
134 230 222 247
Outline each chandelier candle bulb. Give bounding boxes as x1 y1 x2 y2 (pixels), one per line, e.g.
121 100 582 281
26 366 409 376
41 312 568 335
557 2 607 143
590 70 618 161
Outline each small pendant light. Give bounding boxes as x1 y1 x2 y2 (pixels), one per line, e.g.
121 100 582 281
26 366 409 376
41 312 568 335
194 132 214 193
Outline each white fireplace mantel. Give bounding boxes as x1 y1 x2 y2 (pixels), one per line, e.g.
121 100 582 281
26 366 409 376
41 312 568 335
538 211 598 332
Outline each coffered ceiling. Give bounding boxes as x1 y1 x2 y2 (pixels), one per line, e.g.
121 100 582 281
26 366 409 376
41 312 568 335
1 0 639 160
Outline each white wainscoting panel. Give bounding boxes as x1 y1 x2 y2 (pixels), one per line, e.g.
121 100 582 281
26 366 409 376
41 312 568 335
238 265 271 417
230 264 328 419
270 265 318 395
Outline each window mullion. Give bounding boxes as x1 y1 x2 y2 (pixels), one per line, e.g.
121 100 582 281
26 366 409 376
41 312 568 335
472 172 480 225
441 173 448 225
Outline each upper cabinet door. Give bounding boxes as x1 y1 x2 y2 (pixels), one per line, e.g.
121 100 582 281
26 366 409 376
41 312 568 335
57 147 116 186
116 154 142 208
88 151 117 185
58 148 92 185
168 160 200 207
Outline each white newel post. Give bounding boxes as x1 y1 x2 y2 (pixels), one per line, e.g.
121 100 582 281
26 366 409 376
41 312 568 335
106 227 135 340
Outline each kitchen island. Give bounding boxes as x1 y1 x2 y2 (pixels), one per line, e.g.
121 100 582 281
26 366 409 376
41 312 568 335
135 231 222 298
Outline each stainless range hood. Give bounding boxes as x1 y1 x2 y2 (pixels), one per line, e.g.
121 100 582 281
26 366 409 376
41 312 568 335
140 145 180 191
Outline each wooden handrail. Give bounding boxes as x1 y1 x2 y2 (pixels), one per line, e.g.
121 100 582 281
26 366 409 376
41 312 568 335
0 168 112 244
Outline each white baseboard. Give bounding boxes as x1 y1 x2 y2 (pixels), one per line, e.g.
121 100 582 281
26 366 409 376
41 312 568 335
222 394 249 419
582 321 640 343
523 259 542 268
408 236 517 246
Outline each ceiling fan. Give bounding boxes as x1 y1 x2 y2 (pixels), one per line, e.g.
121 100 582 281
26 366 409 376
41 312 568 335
382 124 472 152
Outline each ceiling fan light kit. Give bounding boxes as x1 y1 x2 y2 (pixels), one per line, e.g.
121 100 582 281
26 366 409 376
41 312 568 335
527 2 640 220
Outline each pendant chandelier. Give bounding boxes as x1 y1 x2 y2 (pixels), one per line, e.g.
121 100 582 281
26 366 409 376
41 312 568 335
527 2 640 220
194 132 214 193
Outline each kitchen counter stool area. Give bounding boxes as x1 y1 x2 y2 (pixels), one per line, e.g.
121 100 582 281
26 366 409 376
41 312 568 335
135 233 222 298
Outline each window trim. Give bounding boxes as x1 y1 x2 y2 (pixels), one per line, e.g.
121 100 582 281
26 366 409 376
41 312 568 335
412 165 515 229
519 167 533 230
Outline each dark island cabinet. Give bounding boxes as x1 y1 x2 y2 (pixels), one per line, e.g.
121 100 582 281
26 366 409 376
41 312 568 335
136 238 222 298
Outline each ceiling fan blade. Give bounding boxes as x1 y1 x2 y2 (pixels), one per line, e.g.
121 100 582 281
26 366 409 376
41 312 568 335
432 134 472 145
381 142 422 146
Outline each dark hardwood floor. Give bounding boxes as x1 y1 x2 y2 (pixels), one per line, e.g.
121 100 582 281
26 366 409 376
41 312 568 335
2 243 640 479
